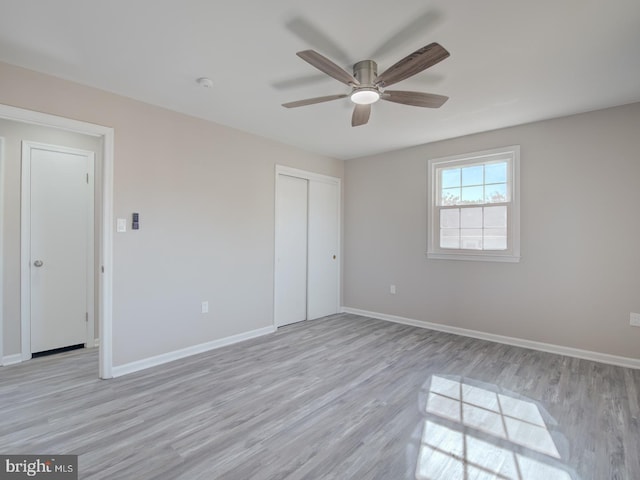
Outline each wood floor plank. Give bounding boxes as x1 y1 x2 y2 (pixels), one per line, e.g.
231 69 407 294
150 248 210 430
1 313 639 479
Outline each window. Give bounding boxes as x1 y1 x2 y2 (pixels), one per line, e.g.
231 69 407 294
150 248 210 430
427 146 520 262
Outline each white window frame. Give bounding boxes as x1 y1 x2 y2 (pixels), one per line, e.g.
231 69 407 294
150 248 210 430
427 145 520 263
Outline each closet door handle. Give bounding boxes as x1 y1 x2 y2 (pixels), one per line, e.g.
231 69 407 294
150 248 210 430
34 260 44 267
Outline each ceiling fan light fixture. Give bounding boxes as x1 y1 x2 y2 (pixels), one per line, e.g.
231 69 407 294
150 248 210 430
350 88 380 105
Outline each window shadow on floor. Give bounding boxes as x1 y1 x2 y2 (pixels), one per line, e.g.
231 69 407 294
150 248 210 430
412 374 581 479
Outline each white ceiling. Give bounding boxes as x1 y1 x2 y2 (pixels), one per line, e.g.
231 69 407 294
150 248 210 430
1 0 639 159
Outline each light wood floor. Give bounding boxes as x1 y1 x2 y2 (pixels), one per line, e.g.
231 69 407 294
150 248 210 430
1 314 639 479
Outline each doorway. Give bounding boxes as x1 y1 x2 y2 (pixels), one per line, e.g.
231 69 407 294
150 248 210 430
21 142 95 357
0 104 114 378
274 166 340 327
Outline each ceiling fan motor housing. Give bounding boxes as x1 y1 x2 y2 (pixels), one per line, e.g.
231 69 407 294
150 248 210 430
353 60 378 86
351 60 381 105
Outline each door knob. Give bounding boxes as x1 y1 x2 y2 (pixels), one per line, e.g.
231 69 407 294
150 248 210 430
33 260 44 267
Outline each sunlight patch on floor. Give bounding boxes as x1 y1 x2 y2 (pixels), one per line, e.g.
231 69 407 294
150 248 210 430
416 375 575 480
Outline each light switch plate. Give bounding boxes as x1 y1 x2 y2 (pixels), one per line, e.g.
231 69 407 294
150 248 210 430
631 312 640 327
116 218 127 233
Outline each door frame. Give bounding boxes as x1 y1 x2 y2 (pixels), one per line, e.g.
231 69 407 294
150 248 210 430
0 104 114 379
21 141 95 359
0 137 5 365
273 165 341 328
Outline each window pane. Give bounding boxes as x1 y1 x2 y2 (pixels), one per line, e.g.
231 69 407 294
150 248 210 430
485 162 507 184
483 228 507 250
461 229 483 250
484 206 507 228
461 186 484 204
461 165 483 186
461 207 482 228
440 209 460 228
441 168 460 189
441 188 460 206
440 229 460 249
485 183 507 203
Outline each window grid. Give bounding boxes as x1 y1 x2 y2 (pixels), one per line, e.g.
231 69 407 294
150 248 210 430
437 160 510 207
439 203 510 251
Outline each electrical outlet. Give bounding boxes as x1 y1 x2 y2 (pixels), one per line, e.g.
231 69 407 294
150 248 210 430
201 301 209 314
630 312 640 327
390 285 396 295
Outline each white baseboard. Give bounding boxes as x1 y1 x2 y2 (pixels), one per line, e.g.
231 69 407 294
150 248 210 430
111 325 276 378
1 353 23 366
341 307 640 370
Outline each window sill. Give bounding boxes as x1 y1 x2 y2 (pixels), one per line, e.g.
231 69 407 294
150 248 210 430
426 251 521 263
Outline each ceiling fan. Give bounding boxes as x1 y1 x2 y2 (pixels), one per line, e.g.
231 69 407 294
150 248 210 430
282 42 450 127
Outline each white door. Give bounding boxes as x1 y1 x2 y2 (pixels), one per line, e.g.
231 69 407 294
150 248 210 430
23 142 93 354
307 180 339 319
274 167 340 327
275 174 308 327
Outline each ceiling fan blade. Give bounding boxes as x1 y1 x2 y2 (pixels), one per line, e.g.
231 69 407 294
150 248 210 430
352 104 371 127
382 90 449 108
297 50 360 86
282 94 348 108
375 42 449 87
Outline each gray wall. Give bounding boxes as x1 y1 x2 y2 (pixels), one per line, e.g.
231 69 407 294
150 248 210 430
2 58 638 367
344 102 640 359
0 62 343 366
0 119 102 356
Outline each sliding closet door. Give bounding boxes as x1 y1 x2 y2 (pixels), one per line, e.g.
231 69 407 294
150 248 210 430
274 167 340 328
274 174 308 327
307 180 339 320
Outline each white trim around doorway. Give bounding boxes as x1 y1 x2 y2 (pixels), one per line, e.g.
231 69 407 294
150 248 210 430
0 137 4 365
0 104 114 379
